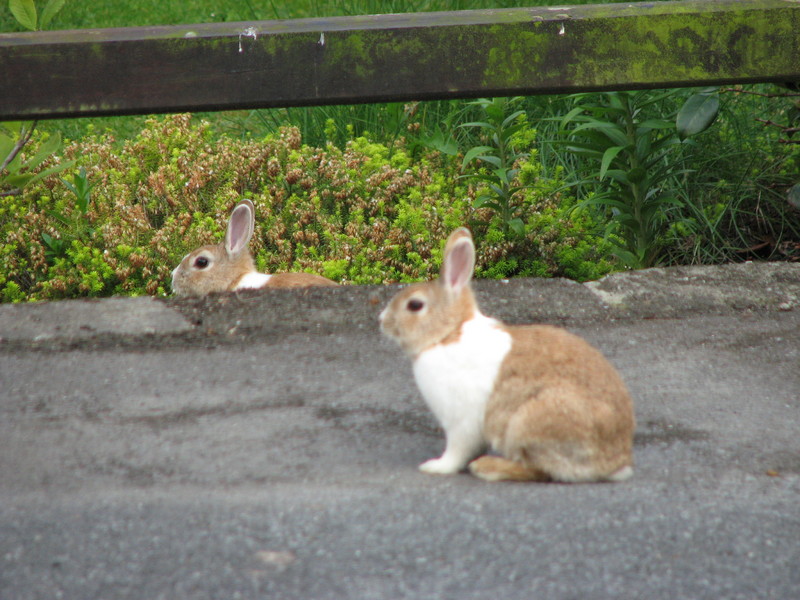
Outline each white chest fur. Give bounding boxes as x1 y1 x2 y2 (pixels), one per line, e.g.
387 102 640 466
235 272 272 290
412 314 512 436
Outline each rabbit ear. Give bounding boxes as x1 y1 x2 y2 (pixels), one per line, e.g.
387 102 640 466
225 199 255 259
440 228 475 293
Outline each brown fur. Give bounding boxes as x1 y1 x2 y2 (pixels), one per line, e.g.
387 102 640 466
381 227 635 483
468 456 553 482
380 227 479 358
476 325 635 482
264 273 340 288
379 280 478 358
172 244 254 296
171 199 337 296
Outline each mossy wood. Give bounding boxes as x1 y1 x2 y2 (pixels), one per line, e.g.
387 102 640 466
0 0 798 120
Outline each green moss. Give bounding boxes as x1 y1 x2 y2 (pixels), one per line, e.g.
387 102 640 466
479 3 799 94
327 32 375 80
484 24 546 89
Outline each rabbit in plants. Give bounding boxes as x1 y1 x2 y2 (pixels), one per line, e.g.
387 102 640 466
379 227 634 483
171 199 338 296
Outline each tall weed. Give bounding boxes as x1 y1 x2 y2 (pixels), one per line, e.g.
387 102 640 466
556 90 718 268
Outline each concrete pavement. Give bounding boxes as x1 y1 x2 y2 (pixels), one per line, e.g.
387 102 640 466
1 262 798 599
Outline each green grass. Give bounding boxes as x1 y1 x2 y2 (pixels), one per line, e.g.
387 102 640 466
1 0 618 30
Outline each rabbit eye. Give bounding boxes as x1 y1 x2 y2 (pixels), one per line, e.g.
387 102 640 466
407 298 425 312
194 256 210 269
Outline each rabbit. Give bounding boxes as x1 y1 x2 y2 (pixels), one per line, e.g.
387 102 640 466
171 198 338 296
379 227 635 483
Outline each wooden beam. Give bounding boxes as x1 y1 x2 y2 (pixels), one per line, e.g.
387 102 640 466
0 0 798 120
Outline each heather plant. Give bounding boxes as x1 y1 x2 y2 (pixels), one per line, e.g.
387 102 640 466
470 158 617 281
0 114 619 302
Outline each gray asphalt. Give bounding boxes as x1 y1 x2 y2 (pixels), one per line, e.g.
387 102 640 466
1 262 798 600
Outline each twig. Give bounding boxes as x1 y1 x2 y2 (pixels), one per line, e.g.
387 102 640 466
756 118 800 135
720 87 800 99
0 120 38 173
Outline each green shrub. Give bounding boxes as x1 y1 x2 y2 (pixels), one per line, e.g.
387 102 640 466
472 160 617 282
0 114 620 302
663 87 800 264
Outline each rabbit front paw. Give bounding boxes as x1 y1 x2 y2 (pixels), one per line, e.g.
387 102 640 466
419 453 467 475
418 456 465 475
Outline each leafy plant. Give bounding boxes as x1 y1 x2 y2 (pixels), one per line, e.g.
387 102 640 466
41 167 94 260
61 165 92 213
8 0 66 31
0 121 74 198
2 1 73 199
665 85 800 264
459 97 531 236
558 89 719 268
676 90 720 140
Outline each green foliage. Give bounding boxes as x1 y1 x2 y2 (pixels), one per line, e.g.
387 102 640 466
41 167 93 260
558 89 719 268
460 97 531 236
660 86 800 265
1 0 601 32
2 1 73 213
0 114 621 302
676 89 720 141
8 0 66 31
0 122 75 198
61 166 92 213
472 159 617 282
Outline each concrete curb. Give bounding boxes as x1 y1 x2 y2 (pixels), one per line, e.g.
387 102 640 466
585 262 800 317
0 262 797 344
0 296 192 342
